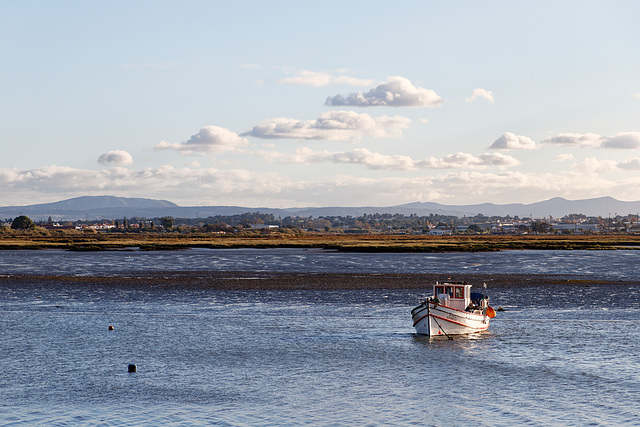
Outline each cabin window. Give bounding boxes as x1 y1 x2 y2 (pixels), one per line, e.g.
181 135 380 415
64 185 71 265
435 286 444 295
444 286 453 296
454 286 464 299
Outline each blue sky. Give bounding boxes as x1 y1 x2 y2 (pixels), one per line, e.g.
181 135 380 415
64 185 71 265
2 1 640 207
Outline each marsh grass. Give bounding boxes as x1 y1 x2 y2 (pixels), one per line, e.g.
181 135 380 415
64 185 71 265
2 231 640 252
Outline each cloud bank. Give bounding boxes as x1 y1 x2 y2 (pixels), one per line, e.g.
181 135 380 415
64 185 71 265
260 148 520 171
539 132 640 149
573 158 618 173
244 111 411 142
0 165 291 204
601 132 640 149
539 133 602 147
4 161 640 208
325 76 443 108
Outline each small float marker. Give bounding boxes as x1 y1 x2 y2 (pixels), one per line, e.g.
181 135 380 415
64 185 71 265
108 325 114 331
128 364 137 373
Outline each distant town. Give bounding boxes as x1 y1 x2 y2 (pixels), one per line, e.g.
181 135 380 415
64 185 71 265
3 211 639 235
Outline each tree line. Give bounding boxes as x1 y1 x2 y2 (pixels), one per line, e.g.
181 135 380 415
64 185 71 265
2 211 633 235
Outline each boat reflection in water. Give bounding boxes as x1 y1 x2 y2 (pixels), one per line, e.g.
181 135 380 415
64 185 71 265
411 281 496 338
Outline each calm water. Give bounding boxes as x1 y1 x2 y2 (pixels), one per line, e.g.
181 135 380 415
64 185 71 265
1 249 639 426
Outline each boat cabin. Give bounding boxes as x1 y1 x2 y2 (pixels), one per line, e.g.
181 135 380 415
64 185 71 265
433 281 485 311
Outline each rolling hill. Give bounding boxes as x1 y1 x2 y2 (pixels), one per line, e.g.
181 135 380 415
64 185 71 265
1 195 638 221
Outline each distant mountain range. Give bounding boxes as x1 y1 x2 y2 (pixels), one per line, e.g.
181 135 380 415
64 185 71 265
1 195 638 221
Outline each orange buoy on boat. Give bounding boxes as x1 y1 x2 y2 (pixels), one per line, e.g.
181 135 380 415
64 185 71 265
486 306 496 318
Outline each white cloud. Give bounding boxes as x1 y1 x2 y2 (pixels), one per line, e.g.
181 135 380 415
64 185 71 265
539 133 602 147
324 76 443 107
155 126 249 154
631 93 640 99
601 132 640 149
318 148 414 170
539 132 640 149
418 152 520 169
244 110 411 142
0 165 100 193
260 147 519 171
553 153 575 162
489 132 536 150
571 156 640 173
466 88 494 104
293 169 631 206
419 169 633 204
277 70 375 87
573 157 618 173
0 165 294 206
98 150 134 166
618 158 640 170
260 147 416 171
475 152 521 167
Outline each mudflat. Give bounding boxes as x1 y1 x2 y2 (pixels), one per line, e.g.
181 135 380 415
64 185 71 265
0 271 631 291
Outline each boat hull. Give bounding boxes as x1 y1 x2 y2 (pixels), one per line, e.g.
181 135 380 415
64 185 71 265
411 302 490 336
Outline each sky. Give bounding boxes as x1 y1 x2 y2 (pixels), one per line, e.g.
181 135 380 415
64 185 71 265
2 1 640 208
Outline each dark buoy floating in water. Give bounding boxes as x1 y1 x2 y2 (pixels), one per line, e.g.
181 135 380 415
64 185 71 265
108 325 114 331
128 364 137 373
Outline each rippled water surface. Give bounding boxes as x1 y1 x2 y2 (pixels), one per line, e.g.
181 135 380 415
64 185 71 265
1 247 640 278
1 249 639 426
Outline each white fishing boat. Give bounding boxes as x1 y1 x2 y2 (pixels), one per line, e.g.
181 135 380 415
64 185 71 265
411 281 496 337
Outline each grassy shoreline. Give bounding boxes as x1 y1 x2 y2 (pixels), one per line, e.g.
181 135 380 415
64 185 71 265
2 232 640 252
